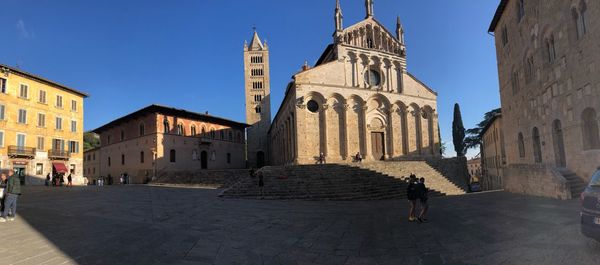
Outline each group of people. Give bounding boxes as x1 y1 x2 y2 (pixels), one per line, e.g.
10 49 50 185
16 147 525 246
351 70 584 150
0 172 21 222
407 174 429 223
45 173 73 187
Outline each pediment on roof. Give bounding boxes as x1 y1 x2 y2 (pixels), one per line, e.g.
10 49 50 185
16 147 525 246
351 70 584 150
342 17 401 46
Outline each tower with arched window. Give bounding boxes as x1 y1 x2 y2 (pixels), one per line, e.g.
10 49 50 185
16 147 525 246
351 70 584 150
244 30 272 168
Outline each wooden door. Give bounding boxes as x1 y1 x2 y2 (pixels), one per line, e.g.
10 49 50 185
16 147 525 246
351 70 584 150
371 132 385 160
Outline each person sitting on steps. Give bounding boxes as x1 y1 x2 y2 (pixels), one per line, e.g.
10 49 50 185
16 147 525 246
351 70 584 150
317 153 326 164
354 152 363 163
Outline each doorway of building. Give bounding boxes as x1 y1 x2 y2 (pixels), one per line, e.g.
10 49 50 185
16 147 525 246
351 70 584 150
200 151 208 169
552 120 567 167
257 151 265 168
13 166 26 185
371 132 385 160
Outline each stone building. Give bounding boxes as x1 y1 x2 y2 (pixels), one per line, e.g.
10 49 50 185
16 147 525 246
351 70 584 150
244 31 272 168
489 0 599 198
467 158 482 182
83 147 100 183
0 64 88 185
480 113 505 190
89 105 247 184
262 0 441 165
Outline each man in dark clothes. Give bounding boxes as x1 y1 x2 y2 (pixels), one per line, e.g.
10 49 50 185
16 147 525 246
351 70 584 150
0 172 7 212
407 174 418 222
67 174 73 187
416 177 429 223
0 172 21 222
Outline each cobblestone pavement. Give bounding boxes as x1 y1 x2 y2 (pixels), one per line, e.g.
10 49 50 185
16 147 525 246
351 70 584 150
1 186 599 265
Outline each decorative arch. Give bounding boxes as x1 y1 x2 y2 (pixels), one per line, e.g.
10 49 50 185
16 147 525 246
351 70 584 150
532 127 542 163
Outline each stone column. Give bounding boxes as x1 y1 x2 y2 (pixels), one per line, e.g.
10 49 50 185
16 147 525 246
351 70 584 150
386 107 395 159
342 104 350 160
361 105 369 160
320 104 329 156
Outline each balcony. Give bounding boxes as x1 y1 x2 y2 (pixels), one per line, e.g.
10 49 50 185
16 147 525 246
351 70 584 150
7 146 36 159
48 149 71 160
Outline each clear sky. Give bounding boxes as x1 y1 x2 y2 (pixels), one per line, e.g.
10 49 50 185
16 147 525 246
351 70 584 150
0 0 501 158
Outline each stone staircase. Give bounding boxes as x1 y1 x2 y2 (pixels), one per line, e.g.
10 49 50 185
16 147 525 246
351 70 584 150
152 169 250 188
353 161 467 196
556 168 587 198
219 164 446 200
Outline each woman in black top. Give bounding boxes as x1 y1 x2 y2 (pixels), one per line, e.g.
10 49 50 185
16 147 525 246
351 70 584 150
407 174 418 222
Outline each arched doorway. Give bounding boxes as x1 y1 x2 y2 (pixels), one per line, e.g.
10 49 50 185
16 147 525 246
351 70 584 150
256 151 265 168
552 120 566 167
200 151 208 169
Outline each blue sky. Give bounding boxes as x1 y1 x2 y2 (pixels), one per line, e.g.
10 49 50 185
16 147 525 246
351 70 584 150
0 0 500 158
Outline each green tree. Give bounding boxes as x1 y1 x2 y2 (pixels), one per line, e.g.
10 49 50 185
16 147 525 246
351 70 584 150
83 132 100 151
452 103 466 157
464 108 502 151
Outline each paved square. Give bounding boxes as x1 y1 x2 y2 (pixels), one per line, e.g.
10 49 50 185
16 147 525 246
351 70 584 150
1 186 599 265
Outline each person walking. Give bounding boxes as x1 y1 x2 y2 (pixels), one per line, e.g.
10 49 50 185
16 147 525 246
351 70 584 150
0 173 7 213
416 177 429 223
258 171 265 197
45 173 51 186
0 171 21 222
318 153 326 164
67 174 73 187
407 174 418 222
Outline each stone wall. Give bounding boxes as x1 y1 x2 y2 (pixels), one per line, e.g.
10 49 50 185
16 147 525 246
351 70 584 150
425 157 470 191
152 169 250 188
503 164 570 200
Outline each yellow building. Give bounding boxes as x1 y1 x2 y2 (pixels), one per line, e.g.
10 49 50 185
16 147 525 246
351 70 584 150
0 64 88 185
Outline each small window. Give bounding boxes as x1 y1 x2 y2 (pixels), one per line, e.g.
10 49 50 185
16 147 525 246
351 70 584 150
121 154 125 165
0 104 5 120
36 163 44 175
163 119 170 134
107 135 111 144
18 109 27 124
255 106 261 113
170 149 176 163
68 141 80 154
546 35 557 62
39 90 46 103
56 117 62 130
71 100 77 111
120 130 125 141
517 0 525 22
71 120 77 133
140 151 145 163
37 136 44 151
518 133 525 158
108 157 111 167
307 100 319 113
220 130 225 140
19 84 28 98
139 123 145 136
56 95 63 108
177 124 185 136
0 78 6 93
0 131 3 147
501 26 509 46
38 113 45 127
525 56 534 83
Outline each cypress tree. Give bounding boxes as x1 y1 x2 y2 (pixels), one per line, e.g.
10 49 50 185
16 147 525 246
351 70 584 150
452 103 466 157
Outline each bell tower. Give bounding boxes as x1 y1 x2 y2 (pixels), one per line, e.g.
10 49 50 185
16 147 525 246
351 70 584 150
244 30 271 168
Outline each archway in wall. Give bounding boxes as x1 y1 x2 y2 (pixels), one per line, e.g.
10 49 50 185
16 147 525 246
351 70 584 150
201 151 208 169
257 151 265 168
552 120 566 167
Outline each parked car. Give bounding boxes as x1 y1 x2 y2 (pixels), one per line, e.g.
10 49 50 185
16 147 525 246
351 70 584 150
581 168 600 241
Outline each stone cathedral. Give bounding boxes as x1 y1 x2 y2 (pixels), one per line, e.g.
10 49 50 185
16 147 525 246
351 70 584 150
244 0 441 166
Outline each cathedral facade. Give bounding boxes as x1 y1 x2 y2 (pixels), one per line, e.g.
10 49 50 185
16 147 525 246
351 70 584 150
245 0 441 166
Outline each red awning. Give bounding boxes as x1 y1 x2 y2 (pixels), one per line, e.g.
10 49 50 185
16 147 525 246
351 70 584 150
52 163 68 174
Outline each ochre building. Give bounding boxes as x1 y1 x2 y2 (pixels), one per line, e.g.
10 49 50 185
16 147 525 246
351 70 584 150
89 105 247 184
0 64 88 185
489 0 599 198
251 0 441 165
480 113 505 191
